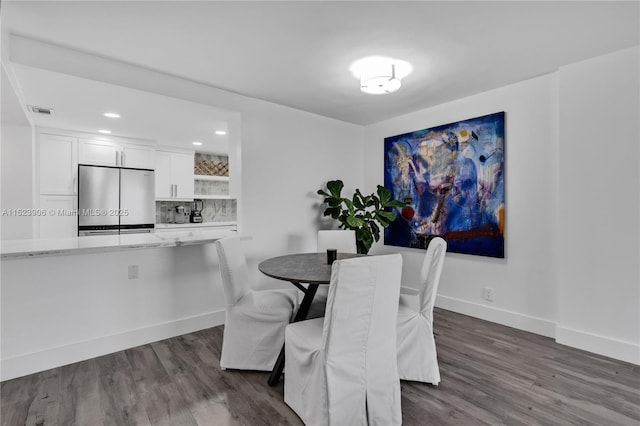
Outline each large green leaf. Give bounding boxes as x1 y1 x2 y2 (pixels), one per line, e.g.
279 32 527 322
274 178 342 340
326 180 344 198
353 192 364 209
370 221 380 238
386 200 407 208
377 185 392 205
378 210 395 221
346 215 364 228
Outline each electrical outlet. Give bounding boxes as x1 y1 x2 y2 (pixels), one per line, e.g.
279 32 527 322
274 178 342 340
482 287 495 302
128 265 139 279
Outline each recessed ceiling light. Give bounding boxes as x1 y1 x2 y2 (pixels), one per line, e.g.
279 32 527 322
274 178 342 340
215 130 227 135
98 129 112 134
192 141 203 146
350 56 413 95
104 112 120 118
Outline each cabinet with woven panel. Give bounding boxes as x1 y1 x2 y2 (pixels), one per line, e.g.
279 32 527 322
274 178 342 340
193 153 231 200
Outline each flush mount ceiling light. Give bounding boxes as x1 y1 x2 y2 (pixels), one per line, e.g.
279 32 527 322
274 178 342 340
215 130 227 135
192 141 203 146
98 129 111 134
350 56 413 95
104 112 120 118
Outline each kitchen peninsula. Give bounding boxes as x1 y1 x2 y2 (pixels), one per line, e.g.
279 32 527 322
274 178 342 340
1 228 237 381
1 227 236 259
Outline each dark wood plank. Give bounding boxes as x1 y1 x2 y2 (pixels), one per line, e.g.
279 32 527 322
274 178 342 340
1 369 61 426
24 369 61 426
1 308 638 426
57 359 103 425
194 327 303 425
94 351 151 426
125 344 198 426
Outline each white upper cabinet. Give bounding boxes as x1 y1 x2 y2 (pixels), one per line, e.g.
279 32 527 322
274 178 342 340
172 152 195 199
79 139 118 167
80 139 154 169
155 149 194 200
122 144 154 169
39 133 78 195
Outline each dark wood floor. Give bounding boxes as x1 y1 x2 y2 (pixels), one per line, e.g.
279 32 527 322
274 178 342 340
2 308 639 425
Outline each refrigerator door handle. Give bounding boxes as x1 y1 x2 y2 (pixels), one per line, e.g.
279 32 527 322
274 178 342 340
120 228 152 234
79 230 119 236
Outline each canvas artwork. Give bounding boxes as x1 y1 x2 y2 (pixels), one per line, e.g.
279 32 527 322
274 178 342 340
384 112 505 258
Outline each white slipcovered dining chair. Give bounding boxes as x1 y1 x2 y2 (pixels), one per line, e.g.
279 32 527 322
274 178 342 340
307 229 358 318
284 254 403 426
396 237 447 385
215 236 299 371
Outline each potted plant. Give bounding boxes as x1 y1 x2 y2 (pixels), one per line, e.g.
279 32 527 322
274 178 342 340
317 180 407 254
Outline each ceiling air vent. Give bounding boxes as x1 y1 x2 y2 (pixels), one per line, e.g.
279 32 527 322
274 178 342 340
27 105 54 116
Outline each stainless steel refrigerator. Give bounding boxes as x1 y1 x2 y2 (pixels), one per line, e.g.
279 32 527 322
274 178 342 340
78 165 155 236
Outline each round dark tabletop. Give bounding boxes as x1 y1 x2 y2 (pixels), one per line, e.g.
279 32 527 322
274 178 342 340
258 252 365 284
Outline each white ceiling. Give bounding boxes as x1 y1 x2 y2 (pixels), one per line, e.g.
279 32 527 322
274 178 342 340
3 1 639 128
10 64 232 153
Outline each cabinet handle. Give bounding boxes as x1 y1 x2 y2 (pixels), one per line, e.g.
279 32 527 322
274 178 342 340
170 184 174 197
116 151 119 166
122 151 125 166
175 184 178 197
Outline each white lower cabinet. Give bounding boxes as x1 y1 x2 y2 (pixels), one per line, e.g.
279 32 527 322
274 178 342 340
39 195 77 238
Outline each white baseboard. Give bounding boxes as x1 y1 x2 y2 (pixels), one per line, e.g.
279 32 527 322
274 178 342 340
436 295 640 365
435 294 557 338
556 326 640 365
1 310 226 381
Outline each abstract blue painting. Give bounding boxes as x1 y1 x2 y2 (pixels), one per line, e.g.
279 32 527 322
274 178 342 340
384 112 505 258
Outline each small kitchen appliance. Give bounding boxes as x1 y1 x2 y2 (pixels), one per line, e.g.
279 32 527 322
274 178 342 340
174 205 186 224
190 199 203 223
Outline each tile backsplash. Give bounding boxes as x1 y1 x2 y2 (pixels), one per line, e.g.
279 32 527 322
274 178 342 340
194 180 229 196
156 199 237 224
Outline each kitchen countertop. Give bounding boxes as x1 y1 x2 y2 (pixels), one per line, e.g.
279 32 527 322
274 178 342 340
155 221 237 230
1 229 236 260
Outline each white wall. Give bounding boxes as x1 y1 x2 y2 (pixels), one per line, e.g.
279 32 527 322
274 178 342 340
1 67 35 240
363 74 560 338
9 36 364 278
2 38 364 379
363 48 640 364
557 47 640 364
1 245 226 380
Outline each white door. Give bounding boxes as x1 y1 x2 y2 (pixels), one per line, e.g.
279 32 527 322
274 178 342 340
154 151 173 199
79 139 118 166
172 152 194 200
39 195 77 238
122 144 155 169
39 134 78 195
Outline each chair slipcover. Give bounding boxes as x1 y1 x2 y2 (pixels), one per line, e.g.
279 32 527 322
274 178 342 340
284 254 403 426
396 237 447 385
308 229 357 318
215 236 299 371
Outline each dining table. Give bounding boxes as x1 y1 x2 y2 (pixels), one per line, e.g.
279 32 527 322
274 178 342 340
258 252 365 386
